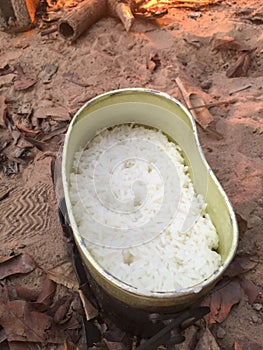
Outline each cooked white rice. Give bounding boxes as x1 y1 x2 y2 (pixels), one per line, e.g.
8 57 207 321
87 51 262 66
69 124 221 292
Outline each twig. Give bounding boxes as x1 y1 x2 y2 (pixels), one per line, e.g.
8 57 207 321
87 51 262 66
189 98 237 110
40 26 57 36
229 84 252 95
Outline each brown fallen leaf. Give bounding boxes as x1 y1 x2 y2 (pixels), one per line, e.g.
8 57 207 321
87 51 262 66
225 255 258 278
103 339 127 350
39 63 58 84
236 213 247 235
0 300 65 343
0 327 7 343
0 95 7 128
241 279 263 304
54 296 73 324
226 49 256 78
47 261 79 292
13 75 37 91
36 277 56 306
189 92 214 128
13 284 39 302
34 106 71 121
0 253 36 280
9 341 41 350
64 339 80 350
195 328 220 350
211 36 244 52
41 125 68 142
175 77 214 130
0 284 9 304
208 279 242 323
78 290 98 321
0 64 15 76
234 341 244 350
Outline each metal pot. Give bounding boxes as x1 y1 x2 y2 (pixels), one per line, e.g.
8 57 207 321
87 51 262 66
62 88 238 312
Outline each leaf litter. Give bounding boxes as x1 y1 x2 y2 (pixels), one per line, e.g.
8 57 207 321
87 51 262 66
0 96 8 127
0 254 36 280
47 261 79 292
203 279 242 324
194 327 220 350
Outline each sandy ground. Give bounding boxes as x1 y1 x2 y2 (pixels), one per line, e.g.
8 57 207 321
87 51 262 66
0 0 262 349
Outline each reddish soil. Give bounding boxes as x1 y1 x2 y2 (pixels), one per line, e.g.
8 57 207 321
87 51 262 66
0 1 262 349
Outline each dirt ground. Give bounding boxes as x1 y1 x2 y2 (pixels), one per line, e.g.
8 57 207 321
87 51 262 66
0 0 262 349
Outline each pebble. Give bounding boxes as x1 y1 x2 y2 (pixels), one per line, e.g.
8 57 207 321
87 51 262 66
253 303 263 311
216 327 226 339
251 315 259 323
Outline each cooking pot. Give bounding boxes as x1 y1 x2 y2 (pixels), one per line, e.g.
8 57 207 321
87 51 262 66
62 88 238 312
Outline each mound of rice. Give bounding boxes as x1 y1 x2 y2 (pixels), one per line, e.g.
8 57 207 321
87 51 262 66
69 124 221 292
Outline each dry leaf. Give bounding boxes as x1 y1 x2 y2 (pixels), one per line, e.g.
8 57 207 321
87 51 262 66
0 300 65 343
36 277 56 306
9 342 41 350
79 290 98 321
54 296 73 324
0 284 9 304
211 36 244 52
34 106 71 121
236 213 248 235
47 261 79 291
63 339 80 350
39 63 58 84
195 328 220 350
208 279 242 323
41 125 68 141
189 92 214 128
103 339 127 350
241 279 263 304
0 327 7 343
234 341 244 350
0 95 7 128
0 253 36 280
13 75 37 91
13 284 39 302
226 49 256 78
0 64 15 76
225 255 258 278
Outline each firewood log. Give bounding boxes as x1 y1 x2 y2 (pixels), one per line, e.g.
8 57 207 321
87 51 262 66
108 0 135 32
58 0 107 41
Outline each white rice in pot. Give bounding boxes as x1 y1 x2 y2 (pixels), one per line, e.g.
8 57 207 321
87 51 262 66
69 124 221 292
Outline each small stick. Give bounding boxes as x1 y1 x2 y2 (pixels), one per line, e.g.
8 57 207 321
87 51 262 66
229 84 252 95
189 98 237 110
40 26 57 36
